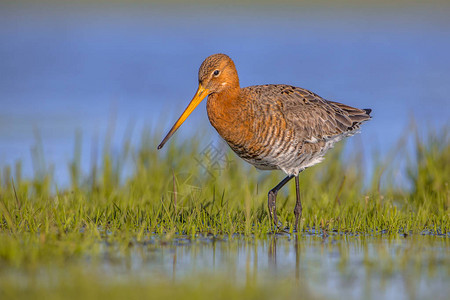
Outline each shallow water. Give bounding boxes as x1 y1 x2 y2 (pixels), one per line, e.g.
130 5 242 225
0 3 449 186
9 234 445 300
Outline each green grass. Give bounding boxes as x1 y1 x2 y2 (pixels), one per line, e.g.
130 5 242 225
0 126 448 299
1 127 448 240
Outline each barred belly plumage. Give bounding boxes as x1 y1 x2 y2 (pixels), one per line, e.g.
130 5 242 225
230 128 348 176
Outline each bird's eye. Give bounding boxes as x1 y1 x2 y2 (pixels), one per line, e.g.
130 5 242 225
213 70 220 76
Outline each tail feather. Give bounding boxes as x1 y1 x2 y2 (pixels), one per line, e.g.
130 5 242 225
349 108 372 128
327 100 372 130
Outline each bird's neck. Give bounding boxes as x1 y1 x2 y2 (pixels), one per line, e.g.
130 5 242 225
206 86 250 143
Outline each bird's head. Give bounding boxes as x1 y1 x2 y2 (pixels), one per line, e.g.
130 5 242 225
158 54 239 149
198 53 239 94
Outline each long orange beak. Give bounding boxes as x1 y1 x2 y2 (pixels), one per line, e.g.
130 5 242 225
157 84 209 149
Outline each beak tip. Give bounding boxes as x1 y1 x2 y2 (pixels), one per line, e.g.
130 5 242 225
157 84 207 152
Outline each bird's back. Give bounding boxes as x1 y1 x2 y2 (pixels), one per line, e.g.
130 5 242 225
219 84 371 175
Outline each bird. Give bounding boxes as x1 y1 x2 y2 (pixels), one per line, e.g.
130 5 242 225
158 53 372 230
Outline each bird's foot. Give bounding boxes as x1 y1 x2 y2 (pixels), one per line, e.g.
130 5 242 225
270 216 286 233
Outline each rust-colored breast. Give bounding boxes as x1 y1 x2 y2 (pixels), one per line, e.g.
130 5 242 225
206 89 254 154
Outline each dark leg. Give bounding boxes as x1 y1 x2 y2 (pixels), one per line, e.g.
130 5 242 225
294 175 302 231
268 175 294 227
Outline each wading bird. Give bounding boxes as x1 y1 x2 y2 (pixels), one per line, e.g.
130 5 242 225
158 54 371 230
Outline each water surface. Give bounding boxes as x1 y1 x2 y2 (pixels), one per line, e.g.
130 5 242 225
6 234 448 300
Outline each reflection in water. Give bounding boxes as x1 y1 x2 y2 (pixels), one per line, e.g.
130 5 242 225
269 235 304 282
140 234 448 299
172 250 176 282
268 236 277 271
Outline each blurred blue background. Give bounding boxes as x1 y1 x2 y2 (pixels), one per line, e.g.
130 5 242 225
0 1 449 185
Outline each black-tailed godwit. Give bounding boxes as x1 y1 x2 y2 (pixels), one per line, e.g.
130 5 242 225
158 53 372 230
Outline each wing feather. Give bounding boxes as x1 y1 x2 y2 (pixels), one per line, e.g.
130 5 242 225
245 84 371 142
